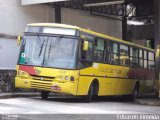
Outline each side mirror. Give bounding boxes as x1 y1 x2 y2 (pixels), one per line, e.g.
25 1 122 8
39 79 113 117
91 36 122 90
83 41 89 51
17 36 21 46
17 33 23 46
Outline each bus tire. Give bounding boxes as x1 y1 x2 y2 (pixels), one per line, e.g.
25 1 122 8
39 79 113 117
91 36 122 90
84 83 94 103
123 84 139 101
41 91 49 99
129 84 139 101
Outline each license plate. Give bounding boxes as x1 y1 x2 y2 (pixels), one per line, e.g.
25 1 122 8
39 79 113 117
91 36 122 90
51 86 61 91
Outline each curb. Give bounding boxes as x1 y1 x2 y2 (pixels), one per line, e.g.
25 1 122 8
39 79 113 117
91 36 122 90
0 93 40 99
0 92 71 99
135 99 160 106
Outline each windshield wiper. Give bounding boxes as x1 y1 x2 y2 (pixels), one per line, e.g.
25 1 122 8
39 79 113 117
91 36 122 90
48 41 52 58
33 32 46 57
47 35 63 58
39 39 46 57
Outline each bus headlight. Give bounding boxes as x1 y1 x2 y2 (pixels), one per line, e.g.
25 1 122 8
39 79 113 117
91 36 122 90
59 76 74 81
65 76 69 80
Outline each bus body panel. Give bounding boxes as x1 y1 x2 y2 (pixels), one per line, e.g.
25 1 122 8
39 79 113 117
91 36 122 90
15 65 79 95
77 63 155 96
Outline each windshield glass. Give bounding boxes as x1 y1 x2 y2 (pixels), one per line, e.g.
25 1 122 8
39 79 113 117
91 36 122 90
44 37 78 69
18 34 78 69
19 36 47 66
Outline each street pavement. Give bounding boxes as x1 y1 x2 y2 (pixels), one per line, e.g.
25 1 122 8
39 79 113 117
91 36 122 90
0 96 159 120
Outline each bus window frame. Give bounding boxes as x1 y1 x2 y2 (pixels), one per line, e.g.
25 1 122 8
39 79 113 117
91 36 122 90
139 49 144 68
78 32 94 69
93 37 107 63
107 41 120 65
119 43 129 67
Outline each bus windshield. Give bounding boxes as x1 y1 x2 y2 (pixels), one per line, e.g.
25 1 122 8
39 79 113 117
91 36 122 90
18 34 78 69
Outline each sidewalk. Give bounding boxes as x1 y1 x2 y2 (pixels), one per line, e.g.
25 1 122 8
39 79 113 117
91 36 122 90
0 92 40 99
135 93 160 106
0 92 159 106
135 98 160 106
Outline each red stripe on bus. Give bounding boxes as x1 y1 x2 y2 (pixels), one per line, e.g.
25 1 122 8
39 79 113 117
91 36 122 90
19 65 37 75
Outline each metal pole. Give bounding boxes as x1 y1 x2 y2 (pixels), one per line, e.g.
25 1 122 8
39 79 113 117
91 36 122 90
55 5 61 23
122 4 127 41
122 16 127 40
154 0 160 98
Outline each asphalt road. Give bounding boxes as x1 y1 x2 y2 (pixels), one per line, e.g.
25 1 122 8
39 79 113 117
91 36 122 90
0 96 159 120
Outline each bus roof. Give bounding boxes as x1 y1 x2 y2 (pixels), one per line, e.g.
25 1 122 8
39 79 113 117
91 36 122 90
28 23 80 29
28 23 154 52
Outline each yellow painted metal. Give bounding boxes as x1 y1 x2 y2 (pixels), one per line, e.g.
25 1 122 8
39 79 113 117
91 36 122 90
15 23 155 96
15 65 80 95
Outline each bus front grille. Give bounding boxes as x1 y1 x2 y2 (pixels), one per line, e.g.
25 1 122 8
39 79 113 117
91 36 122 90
30 80 52 91
31 75 55 82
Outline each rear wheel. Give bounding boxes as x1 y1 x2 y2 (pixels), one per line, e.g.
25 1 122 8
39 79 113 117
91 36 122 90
41 91 49 99
130 85 139 101
132 85 139 100
123 85 139 101
84 84 94 103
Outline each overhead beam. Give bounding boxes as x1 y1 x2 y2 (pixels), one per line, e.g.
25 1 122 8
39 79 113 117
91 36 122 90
21 0 68 5
84 1 124 7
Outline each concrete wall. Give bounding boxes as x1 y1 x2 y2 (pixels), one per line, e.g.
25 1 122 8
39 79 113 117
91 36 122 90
0 38 19 69
0 0 54 70
61 8 122 39
0 0 53 36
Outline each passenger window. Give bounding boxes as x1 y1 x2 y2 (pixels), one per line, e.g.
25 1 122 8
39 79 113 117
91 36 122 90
108 42 119 65
148 52 155 69
148 52 154 61
119 44 129 66
144 51 148 68
130 47 138 67
139 49 143 68
79 40 93 69
93 38 105 62
81 41 93 60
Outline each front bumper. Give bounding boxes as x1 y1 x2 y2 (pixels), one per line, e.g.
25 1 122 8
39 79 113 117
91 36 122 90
15 77 77 95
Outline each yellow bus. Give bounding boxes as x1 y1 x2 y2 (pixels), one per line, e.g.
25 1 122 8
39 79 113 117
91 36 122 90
15 23 155 102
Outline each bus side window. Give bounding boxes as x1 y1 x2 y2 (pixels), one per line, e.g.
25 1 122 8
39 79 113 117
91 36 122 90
108 42 119 65
139 49 143 68
79 39 93 69
130 47 138 67
93 38 105 62
148 52 155 69
119 44 129 66
80 41 93 60
144 50 148 69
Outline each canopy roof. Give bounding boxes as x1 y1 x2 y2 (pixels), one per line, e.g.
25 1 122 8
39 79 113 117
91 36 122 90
21 0 68 5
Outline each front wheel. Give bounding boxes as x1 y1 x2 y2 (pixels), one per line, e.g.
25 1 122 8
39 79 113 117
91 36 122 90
84 84 94 103
41 91 49 99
